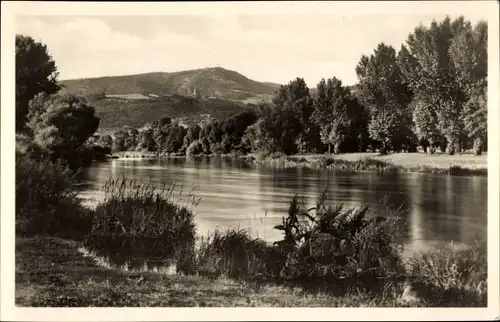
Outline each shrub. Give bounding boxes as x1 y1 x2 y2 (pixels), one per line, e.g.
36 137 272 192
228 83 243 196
186 139 204 156
210 142 227 155
86 178 198 274
194 191 406 297
15 154 92 240
407 241 487 306
196 229 284 281
316 157 398 172
274 192 406 295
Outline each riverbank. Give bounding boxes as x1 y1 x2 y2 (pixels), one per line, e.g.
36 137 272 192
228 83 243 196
16 236 486 307
15 237 414 307
108 152 487 176
247 152 488 176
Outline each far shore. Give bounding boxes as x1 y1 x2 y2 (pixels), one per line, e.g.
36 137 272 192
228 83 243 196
106 151 487 176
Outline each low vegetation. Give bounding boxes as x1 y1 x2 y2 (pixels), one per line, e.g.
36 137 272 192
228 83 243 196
407 241 487 307
249 152 487 176
15 155 92 240
15 237 418 307
87 178 199 274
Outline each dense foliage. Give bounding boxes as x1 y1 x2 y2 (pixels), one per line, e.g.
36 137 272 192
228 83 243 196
398 17 488 155
16 35 60 131
26 93 100 169
355 43 415 154
15 155 92 239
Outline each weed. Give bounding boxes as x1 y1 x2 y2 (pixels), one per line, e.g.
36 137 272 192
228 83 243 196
86 177 199 274
15 154 92 240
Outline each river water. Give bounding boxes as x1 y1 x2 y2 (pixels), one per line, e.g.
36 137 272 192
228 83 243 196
79 156 487 256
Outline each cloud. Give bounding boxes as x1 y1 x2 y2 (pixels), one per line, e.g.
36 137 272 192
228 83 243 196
15 14 488 85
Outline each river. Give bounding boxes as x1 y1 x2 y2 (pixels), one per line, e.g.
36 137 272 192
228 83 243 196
79 156 487 257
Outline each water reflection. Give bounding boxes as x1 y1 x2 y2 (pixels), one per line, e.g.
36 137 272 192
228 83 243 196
80 157 488 255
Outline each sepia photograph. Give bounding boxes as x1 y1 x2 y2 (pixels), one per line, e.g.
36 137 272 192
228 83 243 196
1 1 499 321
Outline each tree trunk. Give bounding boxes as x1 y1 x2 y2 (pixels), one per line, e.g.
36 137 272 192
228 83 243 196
445 136 460 155
423 145 428 153
334 142 341 155
328 144 331 154
473 137 483 156
439 140 447 153
379 143 387 155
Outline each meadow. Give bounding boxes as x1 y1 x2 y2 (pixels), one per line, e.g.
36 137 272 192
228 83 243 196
246 152 487 176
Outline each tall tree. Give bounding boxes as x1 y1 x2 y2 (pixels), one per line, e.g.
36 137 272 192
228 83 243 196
112 129 128 152
273 78 318 152
311 77 352 154
16 35 60 131
136 128 156 152
96 134 113 151
163 124 187 153
398 16 487 154
355 43 413 154
449 20 488 154
182 124 201 153
27 94 99 169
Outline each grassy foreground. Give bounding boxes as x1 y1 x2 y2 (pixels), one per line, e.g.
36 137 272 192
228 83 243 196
16 237 486 307
16 237 419 307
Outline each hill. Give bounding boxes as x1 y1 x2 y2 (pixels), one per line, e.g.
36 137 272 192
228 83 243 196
89 94 253 133
60 67 281 103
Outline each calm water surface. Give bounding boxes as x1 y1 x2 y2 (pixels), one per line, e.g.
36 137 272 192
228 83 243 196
80 157 487 256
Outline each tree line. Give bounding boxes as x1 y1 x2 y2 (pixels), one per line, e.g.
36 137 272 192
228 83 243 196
15 15 488 170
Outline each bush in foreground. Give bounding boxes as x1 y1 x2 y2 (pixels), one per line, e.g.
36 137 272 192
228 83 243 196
195 191 406 297
274 193 406 295
15 154 92 240
196 229 284 281
86 178 198 273
407 241 487 306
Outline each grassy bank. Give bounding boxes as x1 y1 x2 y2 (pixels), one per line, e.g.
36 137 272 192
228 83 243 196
109 151 487 176
15 237 486 307
247 152 487 176
15 237 414 307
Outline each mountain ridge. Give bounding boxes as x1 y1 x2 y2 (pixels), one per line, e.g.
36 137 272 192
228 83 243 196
60 67 282 104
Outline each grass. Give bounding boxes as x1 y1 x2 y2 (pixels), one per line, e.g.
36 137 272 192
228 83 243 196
15 236 486 307
87 178 199 274
195 229 284 281
407 241 487 307
249 152 487 176
16 237 415 307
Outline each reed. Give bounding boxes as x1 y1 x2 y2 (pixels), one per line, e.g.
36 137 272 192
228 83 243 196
86 177 199 274
196 229 284 281
407 240 487 306
252 153 487 176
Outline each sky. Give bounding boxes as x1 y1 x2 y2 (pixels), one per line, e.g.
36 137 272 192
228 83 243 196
16 13 488 86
